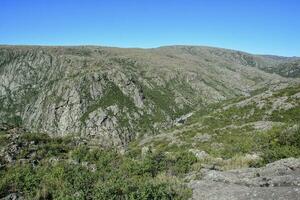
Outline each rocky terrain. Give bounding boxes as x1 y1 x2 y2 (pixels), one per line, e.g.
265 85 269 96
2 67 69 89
1 45 299 148
131 84 300 199
0 45 300 199
189 158 300 200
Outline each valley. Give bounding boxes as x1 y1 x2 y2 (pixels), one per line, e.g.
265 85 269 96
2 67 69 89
0 45 300 199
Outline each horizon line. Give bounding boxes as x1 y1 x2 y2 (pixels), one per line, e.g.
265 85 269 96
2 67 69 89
0 43 299 58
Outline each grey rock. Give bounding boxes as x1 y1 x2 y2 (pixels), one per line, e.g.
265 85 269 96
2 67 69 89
0 193 24 200
141 146 150 157
174 112 193 126
194 133 212 142
189 158 300 200
189 149 210 160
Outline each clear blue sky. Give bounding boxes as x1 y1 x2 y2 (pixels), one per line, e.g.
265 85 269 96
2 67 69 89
0 0 299 56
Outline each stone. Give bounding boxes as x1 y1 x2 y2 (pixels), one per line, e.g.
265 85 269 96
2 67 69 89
0 193 24 200
189 158 300 200
174 113 193 126
194 133 212 142
189 149 210 160
141 146 150 157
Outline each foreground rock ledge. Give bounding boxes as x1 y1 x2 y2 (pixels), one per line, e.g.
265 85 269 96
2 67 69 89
189 158 300 200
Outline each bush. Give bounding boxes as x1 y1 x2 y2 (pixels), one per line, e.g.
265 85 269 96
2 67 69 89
260 125 300 163
0 164 40 198
171 152 198 175
141 151 168 177
19 132 50 144
93 176 191 200
0 131 7 146
276 126 300 148
0 135 192 200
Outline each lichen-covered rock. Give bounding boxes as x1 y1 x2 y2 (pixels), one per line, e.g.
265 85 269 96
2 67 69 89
189 149 210 160
189 158 300 200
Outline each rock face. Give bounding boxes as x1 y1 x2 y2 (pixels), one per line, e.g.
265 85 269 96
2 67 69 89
0 45 298 146
189 158 300 200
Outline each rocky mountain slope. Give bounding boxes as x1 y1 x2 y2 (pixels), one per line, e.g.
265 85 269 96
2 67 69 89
130 83 300 199
1 45 300 199
134 84 300 165
0 45 299 147
1 80 300 200
259 55 300 78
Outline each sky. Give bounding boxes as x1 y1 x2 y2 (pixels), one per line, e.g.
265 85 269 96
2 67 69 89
0 0 299 56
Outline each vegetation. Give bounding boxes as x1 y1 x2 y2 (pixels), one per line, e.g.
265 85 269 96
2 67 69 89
0 132 193 199
1 48 300 200
259 125 300 164
132 85 300 170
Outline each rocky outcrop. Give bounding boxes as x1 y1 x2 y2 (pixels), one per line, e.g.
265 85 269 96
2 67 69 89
174 112 193 126
189 158 300 200
0 193 24 200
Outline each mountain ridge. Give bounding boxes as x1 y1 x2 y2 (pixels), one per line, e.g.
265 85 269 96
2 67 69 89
1 44 299 58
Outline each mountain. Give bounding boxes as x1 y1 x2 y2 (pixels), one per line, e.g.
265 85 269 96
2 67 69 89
257 55 300 78
1 45 300 199
0 45 299 148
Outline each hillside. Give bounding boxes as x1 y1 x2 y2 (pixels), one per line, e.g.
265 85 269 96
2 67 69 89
133 84 300 168
0 45 300 199
130 84 300 199
1 82 299 199
0 45 298 148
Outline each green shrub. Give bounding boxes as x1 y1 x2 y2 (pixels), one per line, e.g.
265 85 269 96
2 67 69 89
0 164 40 198
93 177 191 200
260 126 300 163
276 126 300 148
171 151 197 175
19 132 50 145
141 151 168 177
262 145 300 163
70 146 89 162
0 131 7 146
0 134 192 199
